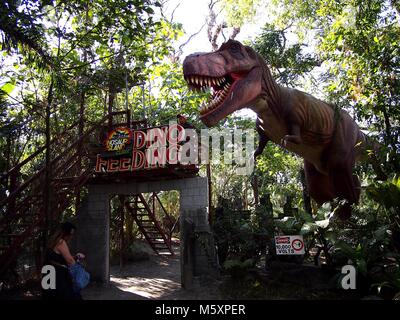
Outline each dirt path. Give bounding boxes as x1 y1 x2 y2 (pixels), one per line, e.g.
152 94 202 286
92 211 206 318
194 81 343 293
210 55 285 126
82 245 221 300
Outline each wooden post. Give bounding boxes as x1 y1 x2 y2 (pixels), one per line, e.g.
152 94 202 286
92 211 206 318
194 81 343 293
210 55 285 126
75 3 89 212
75 90 85 211
43 79 54 253
181 218 195 289
126 204 134 248
252 174 259 206
108 85 115 130
206 163 212 224
8 170 17 216
152 192 156 219
124 69 130 129
119 195 125 269
243 180 248 210
126 109 131 128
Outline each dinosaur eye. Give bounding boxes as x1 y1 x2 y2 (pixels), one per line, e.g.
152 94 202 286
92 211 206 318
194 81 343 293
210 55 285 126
230 42 241 53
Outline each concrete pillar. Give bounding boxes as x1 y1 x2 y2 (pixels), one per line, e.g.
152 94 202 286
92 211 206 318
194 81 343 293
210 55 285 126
74 185 110 283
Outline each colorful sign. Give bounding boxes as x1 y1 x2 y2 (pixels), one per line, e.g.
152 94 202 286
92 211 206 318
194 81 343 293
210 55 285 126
275 235 305 255
95 124 187 173
105 127 133 152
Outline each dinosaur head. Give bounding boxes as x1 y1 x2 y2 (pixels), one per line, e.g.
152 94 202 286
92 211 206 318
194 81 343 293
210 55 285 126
183 40 263 127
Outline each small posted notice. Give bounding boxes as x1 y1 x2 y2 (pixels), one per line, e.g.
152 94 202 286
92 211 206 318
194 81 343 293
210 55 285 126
275 235 305 255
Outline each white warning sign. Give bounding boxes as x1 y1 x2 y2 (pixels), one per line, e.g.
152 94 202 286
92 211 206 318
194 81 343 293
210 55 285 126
275 235 305 255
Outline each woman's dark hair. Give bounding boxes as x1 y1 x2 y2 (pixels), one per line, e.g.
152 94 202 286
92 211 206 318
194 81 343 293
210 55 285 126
60 222 76 235
48 222 76 249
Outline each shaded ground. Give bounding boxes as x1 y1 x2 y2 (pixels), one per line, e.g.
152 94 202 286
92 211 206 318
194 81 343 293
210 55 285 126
1 243 374 300
82 245 360 300
82 244 222 300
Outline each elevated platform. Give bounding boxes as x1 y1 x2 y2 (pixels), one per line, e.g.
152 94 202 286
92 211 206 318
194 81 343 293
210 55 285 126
87 164 199 184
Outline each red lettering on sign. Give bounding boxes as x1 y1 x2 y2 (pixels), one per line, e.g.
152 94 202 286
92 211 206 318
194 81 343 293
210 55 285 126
167 124 185 144
133 131 146 149
107 159 119 172
119 158 131 171
131 150 145 170
146 147 167 167
276 237 290 244
146 127 167 148
95 154 107 172
167 144 180 164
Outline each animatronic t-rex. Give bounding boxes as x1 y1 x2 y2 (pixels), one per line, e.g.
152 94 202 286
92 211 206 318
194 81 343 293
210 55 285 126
183 40 383 220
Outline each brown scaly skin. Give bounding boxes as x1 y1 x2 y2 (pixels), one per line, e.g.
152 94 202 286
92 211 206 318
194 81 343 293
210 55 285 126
183 40 385 220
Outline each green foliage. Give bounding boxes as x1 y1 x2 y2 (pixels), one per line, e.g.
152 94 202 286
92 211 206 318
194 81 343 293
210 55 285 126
218 0 262 27
0 0 50 63
366 176 400 210
223 258 254 278
0 0 195 186
254 144 303 207
269 0 400 172
331 180 400 296
253 23 321 87
213 198 261 264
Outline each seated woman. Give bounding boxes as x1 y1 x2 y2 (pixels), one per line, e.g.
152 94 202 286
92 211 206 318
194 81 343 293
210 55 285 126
42 222 85 300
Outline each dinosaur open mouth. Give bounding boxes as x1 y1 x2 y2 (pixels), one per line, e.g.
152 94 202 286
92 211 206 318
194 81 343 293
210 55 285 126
184 73 242 117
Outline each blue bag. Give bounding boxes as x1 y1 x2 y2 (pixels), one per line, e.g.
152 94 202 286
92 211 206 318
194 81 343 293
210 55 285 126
69 262 90 292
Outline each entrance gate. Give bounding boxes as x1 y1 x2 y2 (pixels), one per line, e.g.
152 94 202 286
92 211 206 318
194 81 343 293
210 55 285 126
73 176 217 288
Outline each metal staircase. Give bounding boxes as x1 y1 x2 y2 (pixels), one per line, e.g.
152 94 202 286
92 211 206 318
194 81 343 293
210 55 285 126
0 109 187 284
0 111 130 279
125 193 175 255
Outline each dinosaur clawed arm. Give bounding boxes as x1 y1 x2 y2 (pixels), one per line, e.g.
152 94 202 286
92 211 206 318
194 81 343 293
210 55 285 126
254 135 269 161
281 124 303 147
254 119 269 161
281 134 303 146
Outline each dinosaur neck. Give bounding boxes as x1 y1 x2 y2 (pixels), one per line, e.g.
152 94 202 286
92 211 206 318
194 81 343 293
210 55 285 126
253 56 282 117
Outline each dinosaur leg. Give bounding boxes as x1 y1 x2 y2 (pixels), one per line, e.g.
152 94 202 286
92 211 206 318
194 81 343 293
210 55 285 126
304 160 334 205
319 112 362 219
326 153 360 220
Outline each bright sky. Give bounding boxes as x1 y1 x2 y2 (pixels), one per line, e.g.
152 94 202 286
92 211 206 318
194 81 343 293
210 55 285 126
163 0 272 119
164 0 271 58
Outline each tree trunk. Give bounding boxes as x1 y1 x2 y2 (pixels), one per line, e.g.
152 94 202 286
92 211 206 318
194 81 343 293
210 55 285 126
300 167 312 215
382 99 400 172
251 174 259 206
108 81 116 129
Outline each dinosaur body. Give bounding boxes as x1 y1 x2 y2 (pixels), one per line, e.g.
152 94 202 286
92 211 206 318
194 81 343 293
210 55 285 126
183 40 379 219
